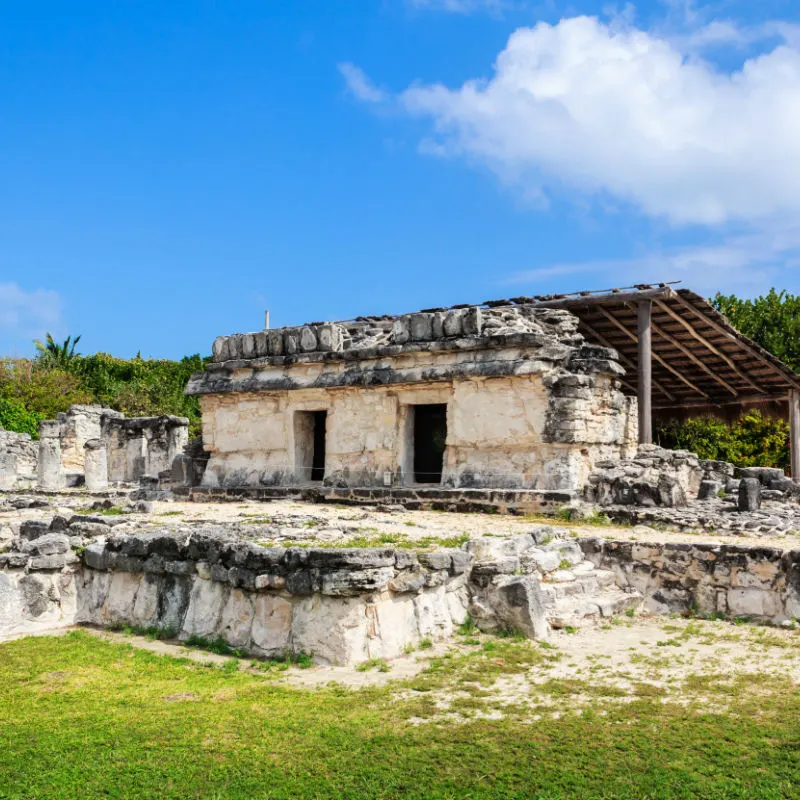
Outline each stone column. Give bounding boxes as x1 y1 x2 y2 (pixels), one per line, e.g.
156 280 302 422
0 452 17 490
37 420 63 490
84 438 108 491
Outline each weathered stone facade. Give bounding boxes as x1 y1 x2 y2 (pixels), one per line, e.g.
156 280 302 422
25 405 190 489
187 305 637 493
0 430 38 490
581 538 800 623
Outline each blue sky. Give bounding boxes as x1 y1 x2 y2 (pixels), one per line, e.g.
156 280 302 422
2 0 800 359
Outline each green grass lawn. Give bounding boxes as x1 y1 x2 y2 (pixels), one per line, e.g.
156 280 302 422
0 630 798 799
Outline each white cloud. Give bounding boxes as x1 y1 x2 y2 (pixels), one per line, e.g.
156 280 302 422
338 62 386 104
0 283 64 344
399 15 800 226
506 221 800 298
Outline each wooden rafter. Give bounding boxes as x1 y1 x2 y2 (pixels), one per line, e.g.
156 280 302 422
624 302 739 396
671 293 800 391
596 306 710 399
653 299 765 394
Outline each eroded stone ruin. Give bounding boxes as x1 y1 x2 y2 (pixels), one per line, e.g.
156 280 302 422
186 304 637 502
0 404 189 492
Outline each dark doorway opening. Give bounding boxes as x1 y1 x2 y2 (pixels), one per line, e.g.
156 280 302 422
311 410 327 482
413 404 447 484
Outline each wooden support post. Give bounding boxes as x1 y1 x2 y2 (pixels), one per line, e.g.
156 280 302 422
790 390 800 484
638 300 653 444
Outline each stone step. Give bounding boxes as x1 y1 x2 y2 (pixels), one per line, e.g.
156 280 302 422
547 589 643 629
540 567 618 600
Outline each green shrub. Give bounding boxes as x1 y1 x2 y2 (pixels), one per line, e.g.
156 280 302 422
0 359 92 420
657 411 790 473
0 397 44 438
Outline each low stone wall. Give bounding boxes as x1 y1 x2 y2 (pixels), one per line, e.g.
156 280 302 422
173 485 577 515
78 531 472 664
580 538 800 622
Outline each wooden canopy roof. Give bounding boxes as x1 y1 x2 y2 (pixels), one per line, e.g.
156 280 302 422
483 283 800 411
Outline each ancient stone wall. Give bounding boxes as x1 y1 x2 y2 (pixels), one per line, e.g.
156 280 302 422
0 430 38 490
103 415 188 482
79 531 471 664
581 538 800 622
31 405 190 488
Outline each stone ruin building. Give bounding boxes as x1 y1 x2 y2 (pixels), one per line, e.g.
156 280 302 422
4 282 800 664
0 404 188 492
184 283 800 510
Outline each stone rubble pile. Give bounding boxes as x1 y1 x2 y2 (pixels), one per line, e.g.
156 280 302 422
585 444 705 508
466 527 642 632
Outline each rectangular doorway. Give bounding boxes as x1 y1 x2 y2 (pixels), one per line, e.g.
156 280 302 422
412 404 447 484
294 410 327 482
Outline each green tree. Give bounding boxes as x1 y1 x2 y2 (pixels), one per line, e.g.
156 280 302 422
33 333 82 369
713 289 800 372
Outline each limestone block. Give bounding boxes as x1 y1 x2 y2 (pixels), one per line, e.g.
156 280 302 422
75 569 110 624
219 589 255 648
738 478 761 512
212 337 227 362
698 479 721 500
442 310 463 337
320 567 394 596
409 314 433 342
466 534 535 561
372 594 418 657
84 438 108 491
105 572 143 624
171 454 195 488
19 520 51 541
463 307 482 335
520 549 560 574
291 595 369 665
254 331 268 357
21 533 70 556
726 587 783 619
431 313 445 340
284 330 299 355
182 578 229 638
0 452 17 490
37 421 63 491
317 324 343 352
250 594 293 656
391 316 410 345
132 574 162 626
157 575 193 631
241 334 257 359
267 329 284 356
300 327 318 352
0 573 24 636
413 585 453 639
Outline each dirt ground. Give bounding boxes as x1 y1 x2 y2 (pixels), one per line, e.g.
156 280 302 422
21 614 800 721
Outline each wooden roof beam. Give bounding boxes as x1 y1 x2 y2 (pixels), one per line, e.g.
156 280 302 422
596 306 710 399
625 302 739 396
668 294 800 391
653 299 764 393
533 286 674 310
